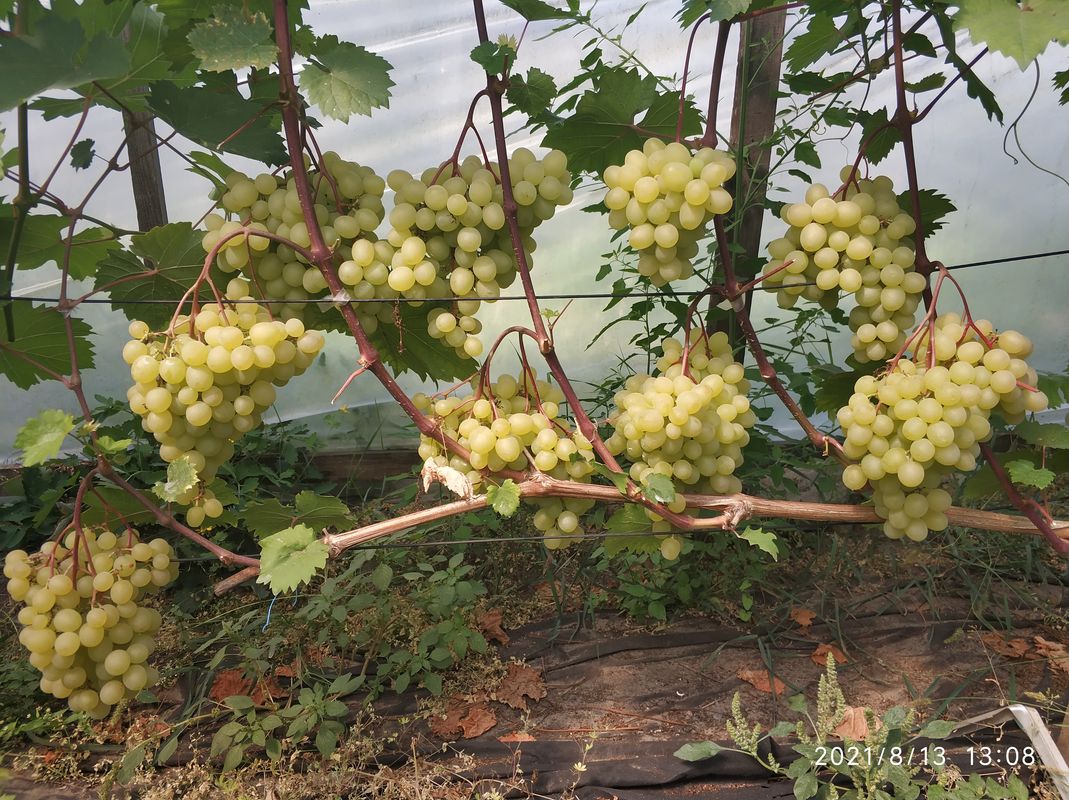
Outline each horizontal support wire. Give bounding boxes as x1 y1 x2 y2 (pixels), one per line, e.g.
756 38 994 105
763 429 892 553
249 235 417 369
1 248 1066 306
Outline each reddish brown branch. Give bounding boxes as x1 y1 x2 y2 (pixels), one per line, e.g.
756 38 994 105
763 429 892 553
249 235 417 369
699 20 732 148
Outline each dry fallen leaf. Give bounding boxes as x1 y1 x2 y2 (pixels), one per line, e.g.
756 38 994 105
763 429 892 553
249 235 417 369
209 668 252 703
790 608 816 628
834 705 878 740
979 632 1030 659
811 643 849 666
478 608 510 646
431 698 498 739
498 731 536 743
1033 635 1069 676
494 662 547 711
738 667 786 696
421 459 475 499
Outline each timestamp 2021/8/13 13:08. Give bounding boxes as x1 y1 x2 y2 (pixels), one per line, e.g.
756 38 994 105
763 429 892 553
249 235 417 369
813 745 1038 768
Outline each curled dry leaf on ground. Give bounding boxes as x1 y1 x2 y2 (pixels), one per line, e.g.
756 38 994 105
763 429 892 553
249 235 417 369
833 705 878 740
978 632 1030 659
209 668 252 703
498 731 536 743
789 607 816 628
494 662 547 711
478 608 510 646
1033 635 1069 676
811 643 849 666
737 667 787 696
430 698 498 739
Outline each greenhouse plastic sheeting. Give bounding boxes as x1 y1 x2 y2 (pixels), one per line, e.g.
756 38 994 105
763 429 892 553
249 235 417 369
2 1 1067 461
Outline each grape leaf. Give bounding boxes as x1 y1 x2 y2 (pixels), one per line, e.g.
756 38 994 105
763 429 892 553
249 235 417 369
70 138 95 170
94 222 213 328
1005 460 1057 490
188 4 277 72
677 0 751 26
953 0 1069 70
0 209 118 279
737 527 779 560
856 108 900 165
507 67 557 120
498 0 571 21
368 302 474 381
1055 68 1069 105
784 12 842 73
541 68 658 175
1015 421 1069 449
0 14 130 111
244 491 354 537
95 435 132 456
148 80 287 163
605 503 649 534
642 473 676 504
905 73 947 93
15 409 75 466
153 457 199 502
486 479 521 517
673 740 724 762
905 188 957 234
257 524 329 594
299 36 394 123
0 303 95 389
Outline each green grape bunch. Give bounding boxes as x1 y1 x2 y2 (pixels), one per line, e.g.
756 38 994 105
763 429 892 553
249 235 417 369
201 153 386 323
601 138 736 287
605 330 756 558
360 149 571 361
4 529 177 719
762 169 925 363
415 370 595 548
123 278 325 526
838 313 1048 541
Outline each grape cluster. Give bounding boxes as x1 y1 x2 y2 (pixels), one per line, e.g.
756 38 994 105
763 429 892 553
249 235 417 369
763 170 925 363
415 371 595 548
605 331 756 556
355 149 571 360
4 529 176 719
201 153 386 321
123 278 325 525
838 314 1048 540
601 139 735 286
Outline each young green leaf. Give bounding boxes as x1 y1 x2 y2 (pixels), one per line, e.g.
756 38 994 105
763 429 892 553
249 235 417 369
737 527 779 561
152 457 199 503
299 36 394 122
673 740 724 762
591 462 629 493
486 479 522 517
506 67 557 119
605 503 649 534
642 473 676 504
257 524 330 594
15 409 75 466
95 435 132 456
1004 459 1056 491
188 5 277 72
470 41 516 75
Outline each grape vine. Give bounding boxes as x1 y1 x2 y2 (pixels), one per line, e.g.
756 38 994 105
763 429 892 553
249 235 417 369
1 0 1068 709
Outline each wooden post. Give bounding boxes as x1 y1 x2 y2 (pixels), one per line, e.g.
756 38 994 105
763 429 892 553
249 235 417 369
122 110 169 231
725 10 787 342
